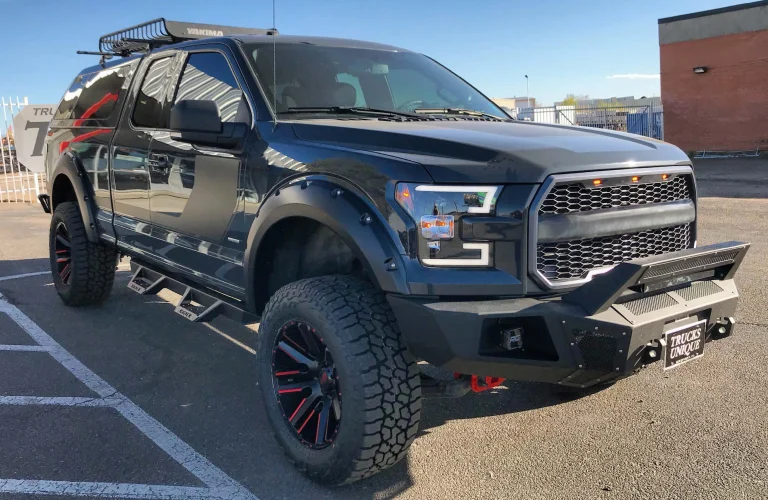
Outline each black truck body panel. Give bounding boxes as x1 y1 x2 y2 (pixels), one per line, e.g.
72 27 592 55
290 119 691 184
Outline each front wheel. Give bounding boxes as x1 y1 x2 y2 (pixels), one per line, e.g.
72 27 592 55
258 275 421 485
49 202 116 306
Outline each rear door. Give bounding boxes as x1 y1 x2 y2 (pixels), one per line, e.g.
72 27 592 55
111 53 177 249
47 59 137 239
145 46 250 295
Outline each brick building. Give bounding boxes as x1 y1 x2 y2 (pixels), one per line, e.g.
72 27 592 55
659 1 768 152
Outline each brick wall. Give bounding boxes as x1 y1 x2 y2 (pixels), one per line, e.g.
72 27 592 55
660 29 768 152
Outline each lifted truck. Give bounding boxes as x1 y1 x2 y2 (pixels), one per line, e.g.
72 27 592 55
39 18 749 485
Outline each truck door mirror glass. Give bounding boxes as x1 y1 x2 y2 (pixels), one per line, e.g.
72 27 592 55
170 100 222 134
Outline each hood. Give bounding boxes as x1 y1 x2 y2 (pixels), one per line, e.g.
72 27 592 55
290 119 690 183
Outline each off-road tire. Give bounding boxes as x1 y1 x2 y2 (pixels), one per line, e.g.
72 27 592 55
49 202 116 306
258 275 421 485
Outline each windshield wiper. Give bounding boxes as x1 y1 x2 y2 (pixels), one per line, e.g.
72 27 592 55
413 108 508 121
281 106 420 119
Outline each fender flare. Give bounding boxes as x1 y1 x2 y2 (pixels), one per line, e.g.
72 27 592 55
49 152 100 243
244 175 410 311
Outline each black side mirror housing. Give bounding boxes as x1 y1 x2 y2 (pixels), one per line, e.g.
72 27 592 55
170 100 222 133
168 100 246 149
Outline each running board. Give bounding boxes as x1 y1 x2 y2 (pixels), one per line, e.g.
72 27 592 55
127 262 257 324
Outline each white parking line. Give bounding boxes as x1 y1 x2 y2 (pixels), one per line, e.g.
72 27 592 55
0 292 259 500
0 480 221 500
204 323 257 355
0 396 116 407
0 271 50 282
0 344 49 351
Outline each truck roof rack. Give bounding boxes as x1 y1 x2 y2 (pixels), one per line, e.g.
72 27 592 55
95 18 278 56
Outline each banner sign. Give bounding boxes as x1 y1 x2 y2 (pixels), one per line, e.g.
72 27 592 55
12 105 55 173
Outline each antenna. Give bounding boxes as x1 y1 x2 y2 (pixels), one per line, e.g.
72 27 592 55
272 0 277 127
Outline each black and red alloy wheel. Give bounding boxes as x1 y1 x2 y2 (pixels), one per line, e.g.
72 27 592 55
272 320 341 449
54 222 73 285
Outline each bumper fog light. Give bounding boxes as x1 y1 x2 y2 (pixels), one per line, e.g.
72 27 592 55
500 327 523 351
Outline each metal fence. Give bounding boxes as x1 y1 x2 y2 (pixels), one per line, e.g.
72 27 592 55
1 96 47 204
507 103 664 140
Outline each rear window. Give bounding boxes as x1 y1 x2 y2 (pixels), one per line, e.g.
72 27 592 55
53 60 138 126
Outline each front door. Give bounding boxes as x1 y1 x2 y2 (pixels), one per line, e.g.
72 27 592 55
111 54 176 250
146 49 250 295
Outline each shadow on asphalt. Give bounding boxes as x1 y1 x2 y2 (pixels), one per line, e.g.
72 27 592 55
418 380 605 435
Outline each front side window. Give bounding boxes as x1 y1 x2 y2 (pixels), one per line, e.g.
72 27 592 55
244 43 505 118
133 57 174 128
174 52 248 123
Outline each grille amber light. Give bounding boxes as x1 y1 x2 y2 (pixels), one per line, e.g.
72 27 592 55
662 174 669 180
593 179 602 186
631 176 640 182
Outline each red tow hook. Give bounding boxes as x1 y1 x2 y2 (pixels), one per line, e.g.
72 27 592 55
454 373 506 393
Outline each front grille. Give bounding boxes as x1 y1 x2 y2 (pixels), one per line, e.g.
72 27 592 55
539 175 690 215
537 224 692 282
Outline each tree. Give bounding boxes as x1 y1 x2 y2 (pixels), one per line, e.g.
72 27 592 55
560 94 589 106
561 94 578 106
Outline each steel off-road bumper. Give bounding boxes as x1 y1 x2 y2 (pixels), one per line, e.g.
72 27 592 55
388 242 750 388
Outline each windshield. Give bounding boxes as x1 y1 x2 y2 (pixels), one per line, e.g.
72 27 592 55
243 43 507 119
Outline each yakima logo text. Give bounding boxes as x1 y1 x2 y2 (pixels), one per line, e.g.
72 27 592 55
187 28 224 36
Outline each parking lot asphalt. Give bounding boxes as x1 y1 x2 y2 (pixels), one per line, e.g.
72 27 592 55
0 158 766 500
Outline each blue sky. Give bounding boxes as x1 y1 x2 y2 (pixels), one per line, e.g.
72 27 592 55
0 0 747 107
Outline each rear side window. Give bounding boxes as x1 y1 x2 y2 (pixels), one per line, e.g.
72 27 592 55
133 57 174 129
174 52 248 123
53 61 136 125
54 78 84 120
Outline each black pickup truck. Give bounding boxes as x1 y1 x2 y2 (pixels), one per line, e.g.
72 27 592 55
40 19 748 485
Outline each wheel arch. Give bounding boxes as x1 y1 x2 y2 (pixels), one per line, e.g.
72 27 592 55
49 153 100 243
244 175 410 312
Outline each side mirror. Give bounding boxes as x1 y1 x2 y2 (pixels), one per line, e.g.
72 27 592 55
170 100 222 134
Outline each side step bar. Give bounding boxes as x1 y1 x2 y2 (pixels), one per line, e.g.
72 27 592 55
127 261 258 324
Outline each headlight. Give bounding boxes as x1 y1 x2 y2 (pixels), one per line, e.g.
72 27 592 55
395 183 500 267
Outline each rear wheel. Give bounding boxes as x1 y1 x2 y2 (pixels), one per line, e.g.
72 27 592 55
258 275 421 485
49 202 116 306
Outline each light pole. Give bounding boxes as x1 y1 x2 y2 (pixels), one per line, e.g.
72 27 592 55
525 75 530 109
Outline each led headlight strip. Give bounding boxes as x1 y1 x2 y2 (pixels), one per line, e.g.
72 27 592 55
414 185 499 214
414 185 499 267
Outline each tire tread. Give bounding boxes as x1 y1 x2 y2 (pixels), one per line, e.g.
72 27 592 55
260 275 421 485
51 202 116 306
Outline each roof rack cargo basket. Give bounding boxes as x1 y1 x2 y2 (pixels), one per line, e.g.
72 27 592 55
98 18 277 55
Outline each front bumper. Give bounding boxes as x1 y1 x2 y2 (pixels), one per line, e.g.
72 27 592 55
388 241 749 387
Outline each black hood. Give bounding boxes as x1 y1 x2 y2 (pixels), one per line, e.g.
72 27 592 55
290 119 690 183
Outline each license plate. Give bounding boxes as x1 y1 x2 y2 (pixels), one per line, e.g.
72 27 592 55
663 319 707 370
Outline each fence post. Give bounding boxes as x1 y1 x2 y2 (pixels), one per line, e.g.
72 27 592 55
2 97 10 202
0 97 8 202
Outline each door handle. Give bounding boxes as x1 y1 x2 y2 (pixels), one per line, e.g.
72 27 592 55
148 155 170 172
